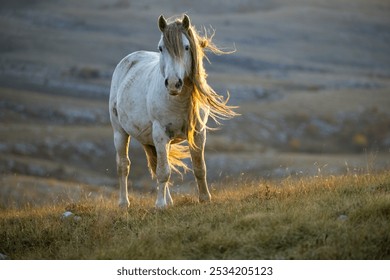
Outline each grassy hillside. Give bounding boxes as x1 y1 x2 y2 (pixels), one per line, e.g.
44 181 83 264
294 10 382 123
1 171 389 260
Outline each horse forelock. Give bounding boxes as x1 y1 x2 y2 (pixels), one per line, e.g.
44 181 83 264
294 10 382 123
162 21 186 59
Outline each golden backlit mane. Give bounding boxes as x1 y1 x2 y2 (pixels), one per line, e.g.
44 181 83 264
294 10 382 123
161 16 238 148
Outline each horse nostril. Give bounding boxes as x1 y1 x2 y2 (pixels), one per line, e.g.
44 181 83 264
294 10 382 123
175 78 183 89
164 78 168 87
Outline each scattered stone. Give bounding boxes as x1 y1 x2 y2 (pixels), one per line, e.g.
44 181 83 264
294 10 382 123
61 211 82 222
73 216 82 222
0 253 8 260
62 211 74 219
337 214 348 221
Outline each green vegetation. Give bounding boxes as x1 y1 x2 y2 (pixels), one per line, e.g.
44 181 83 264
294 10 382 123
1 172 389 259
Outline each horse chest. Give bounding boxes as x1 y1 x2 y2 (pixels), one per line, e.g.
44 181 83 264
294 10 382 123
149 99 189 141
164 120 187 140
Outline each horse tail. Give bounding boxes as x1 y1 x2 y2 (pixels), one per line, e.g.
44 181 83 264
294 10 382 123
143 143 190 179
168 142 190 175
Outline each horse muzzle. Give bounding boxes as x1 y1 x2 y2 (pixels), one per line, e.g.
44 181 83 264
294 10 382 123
165 77 183 95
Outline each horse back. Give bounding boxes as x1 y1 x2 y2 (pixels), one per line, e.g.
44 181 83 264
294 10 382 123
114 51 157 88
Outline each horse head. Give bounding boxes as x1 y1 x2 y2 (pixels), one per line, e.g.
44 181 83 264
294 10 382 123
158 14 192 96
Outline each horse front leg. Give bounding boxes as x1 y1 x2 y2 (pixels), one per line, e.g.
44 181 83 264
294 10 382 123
153 122 173 209
113 130 131 208
190 129 211 203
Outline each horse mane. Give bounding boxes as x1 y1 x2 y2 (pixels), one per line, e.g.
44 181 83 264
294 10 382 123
161 16 238 148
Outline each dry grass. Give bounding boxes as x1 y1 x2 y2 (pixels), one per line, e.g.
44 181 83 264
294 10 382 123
1 171 389 260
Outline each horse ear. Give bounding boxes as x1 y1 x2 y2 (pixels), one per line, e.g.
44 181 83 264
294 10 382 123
182 14 191 30
158 15 167 32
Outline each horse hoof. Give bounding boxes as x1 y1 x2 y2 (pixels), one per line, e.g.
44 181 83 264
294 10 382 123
155 200 169 209
118 200 130 208
155 203 168 209
199 194 211 203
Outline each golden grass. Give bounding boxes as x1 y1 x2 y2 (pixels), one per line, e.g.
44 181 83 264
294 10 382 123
0 171 389 259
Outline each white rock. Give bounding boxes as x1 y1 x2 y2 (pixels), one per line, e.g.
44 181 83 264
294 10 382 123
62 211 74 219
337 214 348 221
73 216 82 222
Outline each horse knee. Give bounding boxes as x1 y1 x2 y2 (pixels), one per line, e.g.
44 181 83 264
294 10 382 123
117 157 130 176
157 172 170 184
156 165 170 183
193 167 206 180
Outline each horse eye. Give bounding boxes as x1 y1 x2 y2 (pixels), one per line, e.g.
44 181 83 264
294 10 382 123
158 46 163 52
185 45 189 51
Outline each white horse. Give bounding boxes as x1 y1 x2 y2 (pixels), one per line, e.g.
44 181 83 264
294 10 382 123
109 14 236 208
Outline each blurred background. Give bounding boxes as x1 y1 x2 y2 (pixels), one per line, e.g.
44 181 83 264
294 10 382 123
1 0 389 207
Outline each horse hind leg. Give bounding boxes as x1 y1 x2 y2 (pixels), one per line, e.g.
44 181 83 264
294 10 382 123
143 144 157 178
190 130 211 203
114 130 131 208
